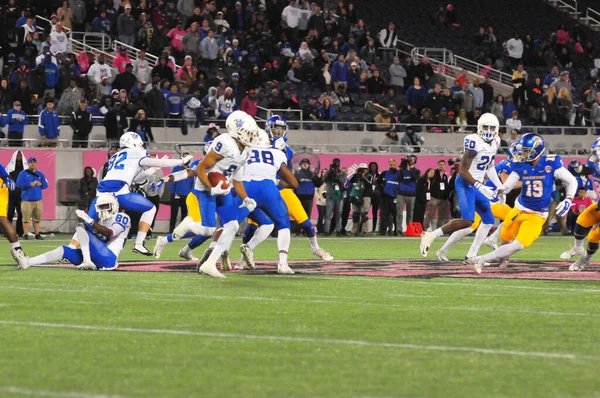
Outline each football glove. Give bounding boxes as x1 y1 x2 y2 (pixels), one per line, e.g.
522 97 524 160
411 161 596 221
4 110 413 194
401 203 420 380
556 198 572 217
474 181 496 200
1 177 15 191
75 209 95 225
210 181 231 196
150 178 165 194
181 155 194 165
239 197 257 212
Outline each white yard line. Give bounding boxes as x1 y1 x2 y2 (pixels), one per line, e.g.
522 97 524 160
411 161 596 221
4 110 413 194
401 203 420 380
0 285 598 318
0 320 595 361
0 386 130 398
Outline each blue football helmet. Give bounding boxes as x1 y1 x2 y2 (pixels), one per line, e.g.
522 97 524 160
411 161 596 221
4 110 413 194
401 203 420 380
592 137 600 158
266 115 288 138
203 140 213 155
514 133 545 163
507 142 517 162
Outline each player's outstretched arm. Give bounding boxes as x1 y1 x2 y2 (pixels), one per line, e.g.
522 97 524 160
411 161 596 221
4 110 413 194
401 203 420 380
278 164 299 189
139 155 193 169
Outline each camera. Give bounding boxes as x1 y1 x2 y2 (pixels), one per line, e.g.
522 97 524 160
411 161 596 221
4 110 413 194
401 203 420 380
448 157 461 166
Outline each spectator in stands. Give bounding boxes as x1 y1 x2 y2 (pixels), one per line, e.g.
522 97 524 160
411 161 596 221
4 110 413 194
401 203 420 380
104 102 128 146
87 54 112 85
337 83 354 107
505 32 523 69
130 50 149 86
182 22 201 61
522 34 536 66
113 47 131 74
505 129 519 146
0 80 13 114
542 86 560 125
543 66 560 90
167 22 187 61
129 109 154 144
71 99 92 148
238 87 256 116
455 69 469 87
557 87 573 126
568 187 592 233
473 50 491 66
287 59 305 84
389 57 407 95
345 62 360 94
117 4 136 46
505 110 522 132
455 108 468 133
527 77 544 124
360 37 378 65
38 54 59 99
6 101 27 147
424 84 444 117
50 23 68 55
550 71 573 99
246 65 265 90
319 97 336 121
454 82 475 116
17 157 48 240
378 21 398 64
152 57 175 83
38 98 60 147
112 64 136 94
166 1 183 28
302 95 320 121
165 83 183 118
556 24 571 51
591 93 600 128
490 95 505 124
511 64 527 110
436 108 452 129
331 53 348 89
365 69 384 96
92 9 112 35
79 167 97 212
218 87 236 119
415 56 435 88
423 159 450 231
57 78 84 116
200 29 219 71
471 78 484 109
400 125 424 153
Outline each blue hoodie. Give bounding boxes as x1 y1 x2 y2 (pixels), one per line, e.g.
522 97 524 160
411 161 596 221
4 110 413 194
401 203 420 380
331 60 348 83
41 61 60 89
17 169 49 201
165 92 183 116
38 108 60 139
6 109 28 133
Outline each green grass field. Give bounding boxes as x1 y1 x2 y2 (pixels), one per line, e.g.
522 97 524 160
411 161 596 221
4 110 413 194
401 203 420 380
1 235 599 398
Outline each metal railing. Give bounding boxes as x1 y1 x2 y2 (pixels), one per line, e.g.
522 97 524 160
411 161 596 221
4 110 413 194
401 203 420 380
256 107 303 123
586 7 600 30
70 38 117 68
35 15 71 33
552 0 578 15
113 40 162 69
71 31 112 51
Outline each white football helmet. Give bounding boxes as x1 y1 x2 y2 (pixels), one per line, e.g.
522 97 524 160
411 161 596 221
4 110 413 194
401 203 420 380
95 194 119 222
477 113 500 142
255 128 271 149
119 132 144 149
226 111 258 147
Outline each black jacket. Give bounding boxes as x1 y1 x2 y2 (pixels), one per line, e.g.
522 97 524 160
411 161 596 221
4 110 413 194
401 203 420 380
430 170 449 200
71 109 93 136
79 177 98 208
112 71 137 93
415 176 431 203
129 118 154 142
350 173 373 198
104 108 128 139
145 88 166 119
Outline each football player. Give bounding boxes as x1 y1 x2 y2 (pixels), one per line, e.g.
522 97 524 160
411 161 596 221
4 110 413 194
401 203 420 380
436 143 519 262
88 132 193 255
0 163 27 268
22 194 130 270
420 113 504 261
473 133 577 273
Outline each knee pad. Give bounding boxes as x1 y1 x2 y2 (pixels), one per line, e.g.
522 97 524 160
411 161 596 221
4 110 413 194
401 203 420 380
574 223 591 240
299 219 316 237
588 241 600 254
140 205 157 225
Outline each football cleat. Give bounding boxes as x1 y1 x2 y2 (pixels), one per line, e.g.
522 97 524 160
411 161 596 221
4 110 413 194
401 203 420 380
312 248 334 261
220 250 232 271
473 257 490 275
419 231 436 257
569 257 590 271
240 244 256 270
11 247 28 269
277 262 295 274
498 257 511 270
560 246 584 260
199 259 226 278
132 242 152 256
436 250 449 262
463 256 476 265
484 237 499 251
196 247 214 271
179 246 199 262
75 261 97 271
153 236 168 259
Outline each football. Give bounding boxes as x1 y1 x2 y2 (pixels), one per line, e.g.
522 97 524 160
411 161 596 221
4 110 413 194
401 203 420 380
207 172 229 189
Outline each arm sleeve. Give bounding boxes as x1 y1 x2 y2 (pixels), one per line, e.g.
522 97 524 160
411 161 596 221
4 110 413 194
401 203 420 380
502 171 520 192
133 168 156 184
139 157 183 168
0 164 9 180
486 165 503 189
554 167 578 199
41 174 49 189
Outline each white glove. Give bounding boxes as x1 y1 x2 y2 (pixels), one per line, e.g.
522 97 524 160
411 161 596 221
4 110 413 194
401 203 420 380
474 181 497 200
210 181 231 196
239 197 257 212
497 192 506 206
556 198 572 217
75 209 94 225
181 155 194 165
1 177 15 191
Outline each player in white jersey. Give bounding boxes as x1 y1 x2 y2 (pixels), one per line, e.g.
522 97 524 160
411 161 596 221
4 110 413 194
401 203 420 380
89 132 193 256
22 194 130 270
152 110 259 277
420 113 504 259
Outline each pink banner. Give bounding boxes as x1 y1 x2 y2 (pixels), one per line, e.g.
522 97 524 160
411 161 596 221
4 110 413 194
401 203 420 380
83 150 175 220
0 149 56 220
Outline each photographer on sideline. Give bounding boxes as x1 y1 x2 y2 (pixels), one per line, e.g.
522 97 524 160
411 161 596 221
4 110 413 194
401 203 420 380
400 125 424 153
294 159 324 221
378 159 400 235
397 155 420 235
349 163 373 236
324 158 347 235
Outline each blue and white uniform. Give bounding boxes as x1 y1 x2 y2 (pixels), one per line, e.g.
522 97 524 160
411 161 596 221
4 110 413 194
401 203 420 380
485 159 513 204
455 134 500 224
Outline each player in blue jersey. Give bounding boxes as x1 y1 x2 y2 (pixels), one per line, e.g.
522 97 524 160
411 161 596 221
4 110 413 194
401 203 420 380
89 132 194 256
436 143 519 261
473 133 577 273
0 163 27 268
420 113 504 261
237 115 332 270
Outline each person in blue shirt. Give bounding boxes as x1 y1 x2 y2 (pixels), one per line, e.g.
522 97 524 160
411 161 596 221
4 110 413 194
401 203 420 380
16 157 49 240
39 53 60 97
169 155 196 231
6 101 28 147
0 161 27 267
38 98 60 147
165 84 183 117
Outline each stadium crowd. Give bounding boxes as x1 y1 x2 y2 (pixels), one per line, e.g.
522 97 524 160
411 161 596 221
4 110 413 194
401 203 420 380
0 0 599 149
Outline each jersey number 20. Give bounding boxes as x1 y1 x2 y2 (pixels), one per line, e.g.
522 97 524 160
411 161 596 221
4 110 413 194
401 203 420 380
248 150 274 165
107 152 128 171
